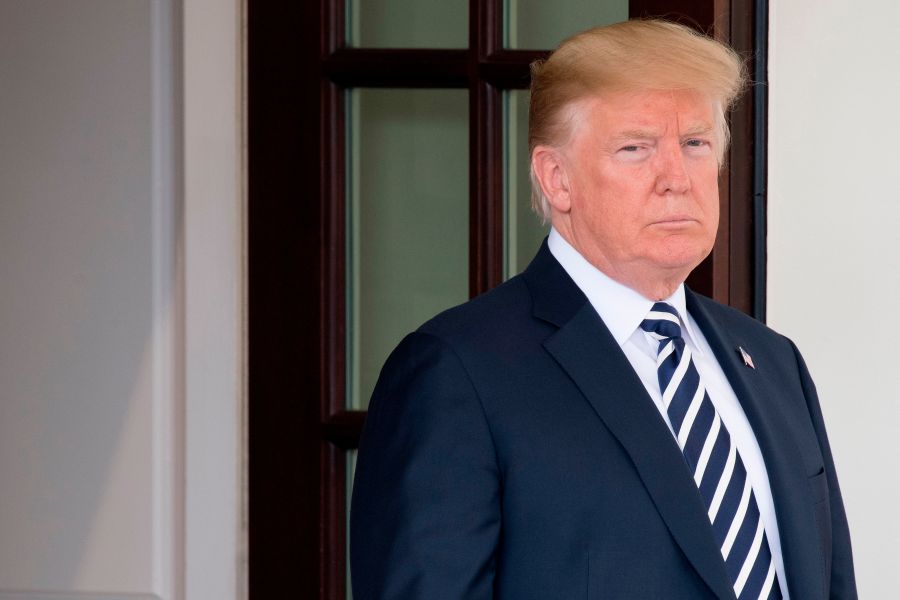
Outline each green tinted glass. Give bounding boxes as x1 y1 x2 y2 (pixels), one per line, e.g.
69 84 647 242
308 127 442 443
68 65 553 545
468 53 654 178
347 0 468 48
504 90 548 277
346 449 357 598
504 0 628 49
346 88 469 410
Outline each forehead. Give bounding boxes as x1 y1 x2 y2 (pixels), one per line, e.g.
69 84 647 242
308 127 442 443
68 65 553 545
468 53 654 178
571 89 716 137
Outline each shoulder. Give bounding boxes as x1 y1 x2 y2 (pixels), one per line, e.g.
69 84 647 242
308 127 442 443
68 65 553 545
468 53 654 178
418 273 543 344
372 273 556 388
687 290 807 370
690 291 788 343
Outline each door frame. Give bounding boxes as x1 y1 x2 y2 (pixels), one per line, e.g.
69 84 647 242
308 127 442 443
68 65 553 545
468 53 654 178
247 1 767 597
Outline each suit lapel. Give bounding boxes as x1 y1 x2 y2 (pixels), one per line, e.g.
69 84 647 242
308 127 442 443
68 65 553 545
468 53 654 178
687 290 826 600
524 245 736 600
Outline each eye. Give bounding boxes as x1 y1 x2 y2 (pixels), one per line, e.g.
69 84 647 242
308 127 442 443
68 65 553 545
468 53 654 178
683 138 713 156
615 144 650 162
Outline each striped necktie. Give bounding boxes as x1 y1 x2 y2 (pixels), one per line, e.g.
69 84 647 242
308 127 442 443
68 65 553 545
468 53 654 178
641 302 783 600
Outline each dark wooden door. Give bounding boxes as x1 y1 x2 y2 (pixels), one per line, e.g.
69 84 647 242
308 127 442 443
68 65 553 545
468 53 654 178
248 0 766 597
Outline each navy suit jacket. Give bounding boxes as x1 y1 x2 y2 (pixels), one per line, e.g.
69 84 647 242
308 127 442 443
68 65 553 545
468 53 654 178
351 242 856 599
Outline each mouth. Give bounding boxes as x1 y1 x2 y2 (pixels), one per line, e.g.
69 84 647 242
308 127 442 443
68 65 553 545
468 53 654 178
651 216 699 228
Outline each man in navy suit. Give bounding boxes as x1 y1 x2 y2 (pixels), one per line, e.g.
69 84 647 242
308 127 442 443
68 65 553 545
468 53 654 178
351 20 856 599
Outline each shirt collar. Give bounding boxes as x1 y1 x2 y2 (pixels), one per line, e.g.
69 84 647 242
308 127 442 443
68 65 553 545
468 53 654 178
547 228 703 353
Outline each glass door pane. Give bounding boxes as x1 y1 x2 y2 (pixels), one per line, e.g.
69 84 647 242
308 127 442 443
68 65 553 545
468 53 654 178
504 89 548 277
347 0 468 48
346 448 358 598
346 88 469 411
504 0 627 49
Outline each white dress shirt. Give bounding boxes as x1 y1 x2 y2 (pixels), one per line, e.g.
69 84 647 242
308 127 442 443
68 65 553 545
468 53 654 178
548 228 789 598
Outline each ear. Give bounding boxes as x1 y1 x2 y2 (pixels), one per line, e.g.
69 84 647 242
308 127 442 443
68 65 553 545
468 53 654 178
531 145 572 214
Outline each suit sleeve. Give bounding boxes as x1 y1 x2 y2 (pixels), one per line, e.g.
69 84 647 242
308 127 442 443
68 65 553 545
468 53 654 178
790 340 858 599
350 331 502 600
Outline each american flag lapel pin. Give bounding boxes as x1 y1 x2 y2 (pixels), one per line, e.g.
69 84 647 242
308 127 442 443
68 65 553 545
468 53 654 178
737 346 755 369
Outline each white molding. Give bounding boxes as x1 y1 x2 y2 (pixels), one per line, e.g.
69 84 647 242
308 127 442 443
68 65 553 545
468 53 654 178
237 0 249 595
0 592 161 600
151 1 181 599
182 0 245 598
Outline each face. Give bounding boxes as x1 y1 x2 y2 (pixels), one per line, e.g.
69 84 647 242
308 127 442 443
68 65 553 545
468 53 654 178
541 89 721 299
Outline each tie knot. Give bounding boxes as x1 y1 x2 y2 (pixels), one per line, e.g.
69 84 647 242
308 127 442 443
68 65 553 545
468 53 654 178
640 302 683 341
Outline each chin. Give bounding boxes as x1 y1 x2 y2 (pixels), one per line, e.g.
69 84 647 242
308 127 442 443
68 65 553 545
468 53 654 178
649 246 711 274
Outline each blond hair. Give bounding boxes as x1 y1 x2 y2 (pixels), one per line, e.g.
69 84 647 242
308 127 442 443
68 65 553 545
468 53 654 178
529 19 747 221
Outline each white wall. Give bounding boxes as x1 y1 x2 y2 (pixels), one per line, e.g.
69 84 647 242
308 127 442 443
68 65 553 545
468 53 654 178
768 2 900 596
0 0 244 598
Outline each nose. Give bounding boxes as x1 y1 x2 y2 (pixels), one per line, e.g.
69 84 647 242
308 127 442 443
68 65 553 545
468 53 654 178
653 143 691 196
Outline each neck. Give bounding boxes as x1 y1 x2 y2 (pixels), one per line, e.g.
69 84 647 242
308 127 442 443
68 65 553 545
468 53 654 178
603 268 684 301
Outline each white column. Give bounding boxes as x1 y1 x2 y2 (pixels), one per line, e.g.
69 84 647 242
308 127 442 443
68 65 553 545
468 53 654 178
183 0 245 598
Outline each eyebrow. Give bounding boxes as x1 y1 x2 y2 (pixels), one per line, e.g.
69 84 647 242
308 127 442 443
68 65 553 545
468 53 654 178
612 129 660 141
611 125 715 141
680 125 715 138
